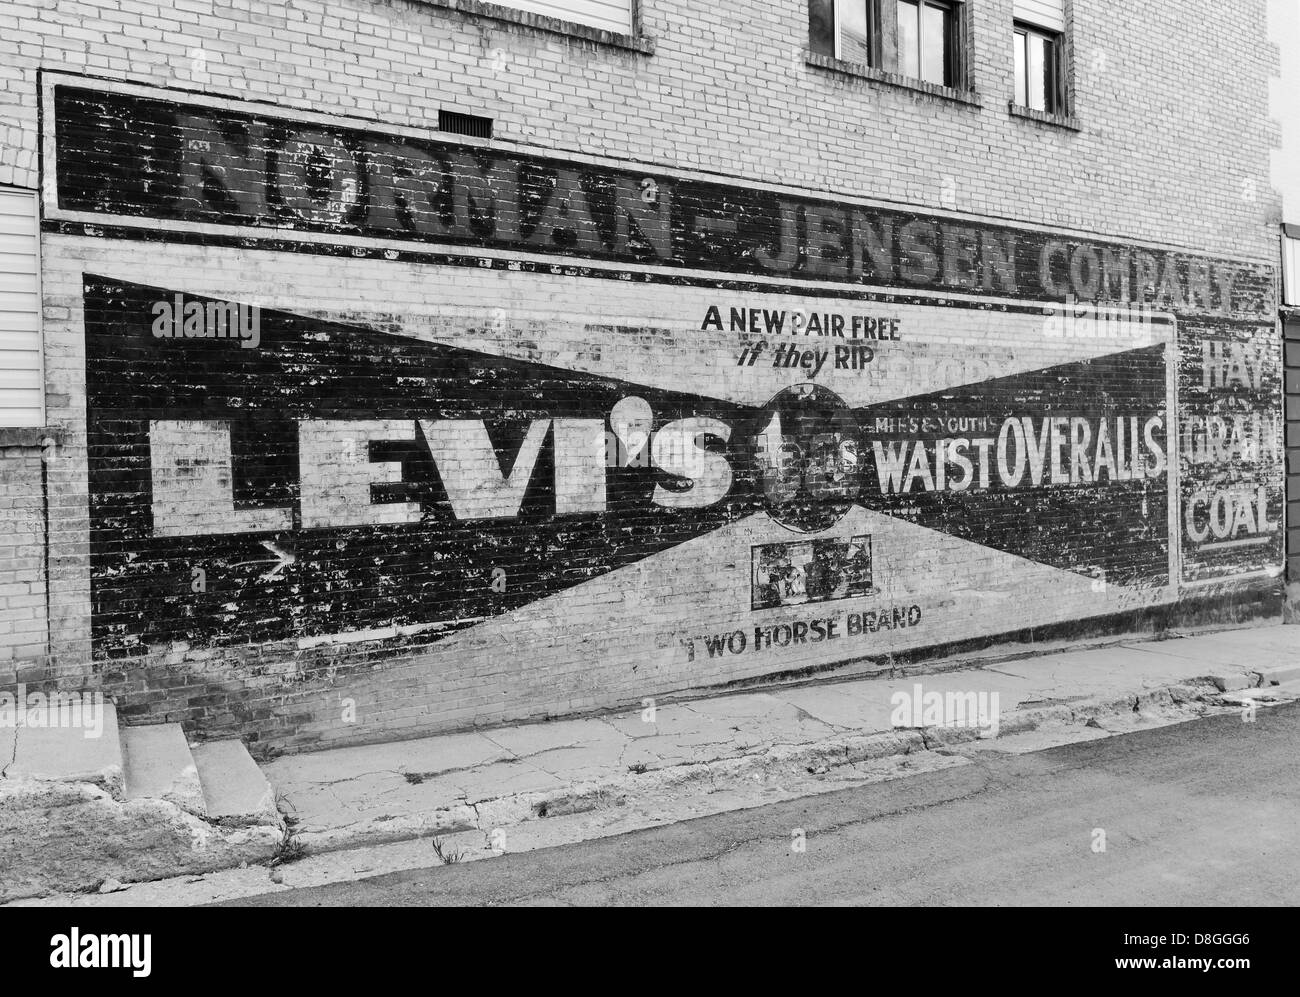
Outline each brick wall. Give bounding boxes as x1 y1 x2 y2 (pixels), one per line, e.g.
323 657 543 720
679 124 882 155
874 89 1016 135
0 0 1283 255
0 0 1287 753
0 444 47 679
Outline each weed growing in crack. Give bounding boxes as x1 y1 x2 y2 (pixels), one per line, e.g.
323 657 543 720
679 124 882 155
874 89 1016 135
271 825 307 867
270 790 306 867
430 835 465 864
275 788 299 827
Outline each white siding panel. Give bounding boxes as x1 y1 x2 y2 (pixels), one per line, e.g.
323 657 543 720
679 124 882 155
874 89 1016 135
497 0 633 35
0 273 40 293
0 344 41 362
0 295 40 314
1014 0 1065 32
0 233 37 254
0 332 41 351
0 252 38 274
0 188 42 428
0 317 41 336
0 369 41 390
0 389 43 414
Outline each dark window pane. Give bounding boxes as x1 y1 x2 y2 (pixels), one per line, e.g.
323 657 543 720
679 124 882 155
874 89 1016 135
810 0 836 57
898 0 920 78
842 0 871 64
1043 36 1059 112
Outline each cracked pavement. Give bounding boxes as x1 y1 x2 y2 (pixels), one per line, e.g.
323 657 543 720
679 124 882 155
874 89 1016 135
260 623 1297 857
230 698 1300 906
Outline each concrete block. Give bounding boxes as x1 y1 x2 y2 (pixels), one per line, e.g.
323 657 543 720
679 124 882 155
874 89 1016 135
7 702 122 796
1219 681 1300 704
120 722 206 816
0 779 280 903
1257 664 1300 686
191 739 278 825
1210 673 1257 692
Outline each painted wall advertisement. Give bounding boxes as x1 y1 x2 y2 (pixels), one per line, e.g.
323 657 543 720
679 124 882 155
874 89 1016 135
43 74 1282 687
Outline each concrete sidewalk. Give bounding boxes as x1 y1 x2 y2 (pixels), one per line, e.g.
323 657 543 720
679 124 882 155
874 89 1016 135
263 621 1298 856
11 620 1297 907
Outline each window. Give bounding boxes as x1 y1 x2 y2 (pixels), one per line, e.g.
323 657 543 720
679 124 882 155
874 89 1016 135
488 0 633 36
0 187 42 428
1011 1 1068 115
1283 225 1300 308
809 0 878 66
809 0 967 91
897 0 957 87
1014 23 1062 112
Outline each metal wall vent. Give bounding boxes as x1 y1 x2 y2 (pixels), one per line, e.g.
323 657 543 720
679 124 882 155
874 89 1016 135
438 109 493 139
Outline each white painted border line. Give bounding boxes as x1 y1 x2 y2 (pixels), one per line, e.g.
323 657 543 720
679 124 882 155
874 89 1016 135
41 227 1184 320
1197 536 1278 551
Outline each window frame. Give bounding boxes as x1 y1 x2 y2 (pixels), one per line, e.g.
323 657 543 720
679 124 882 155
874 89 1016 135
839 0 883 65
417 0 652 55
808 0 973 96
810 0 883 67
1013 20 1067 115
896 0 959 89
486 0 634 36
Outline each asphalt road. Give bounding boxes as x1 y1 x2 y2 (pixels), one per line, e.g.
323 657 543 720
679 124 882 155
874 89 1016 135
227 701 1300 906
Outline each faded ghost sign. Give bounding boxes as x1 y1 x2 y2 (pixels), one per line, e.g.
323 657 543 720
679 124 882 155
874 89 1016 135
47 75 1281 673
83 274 1182 656
50 80 1268 314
